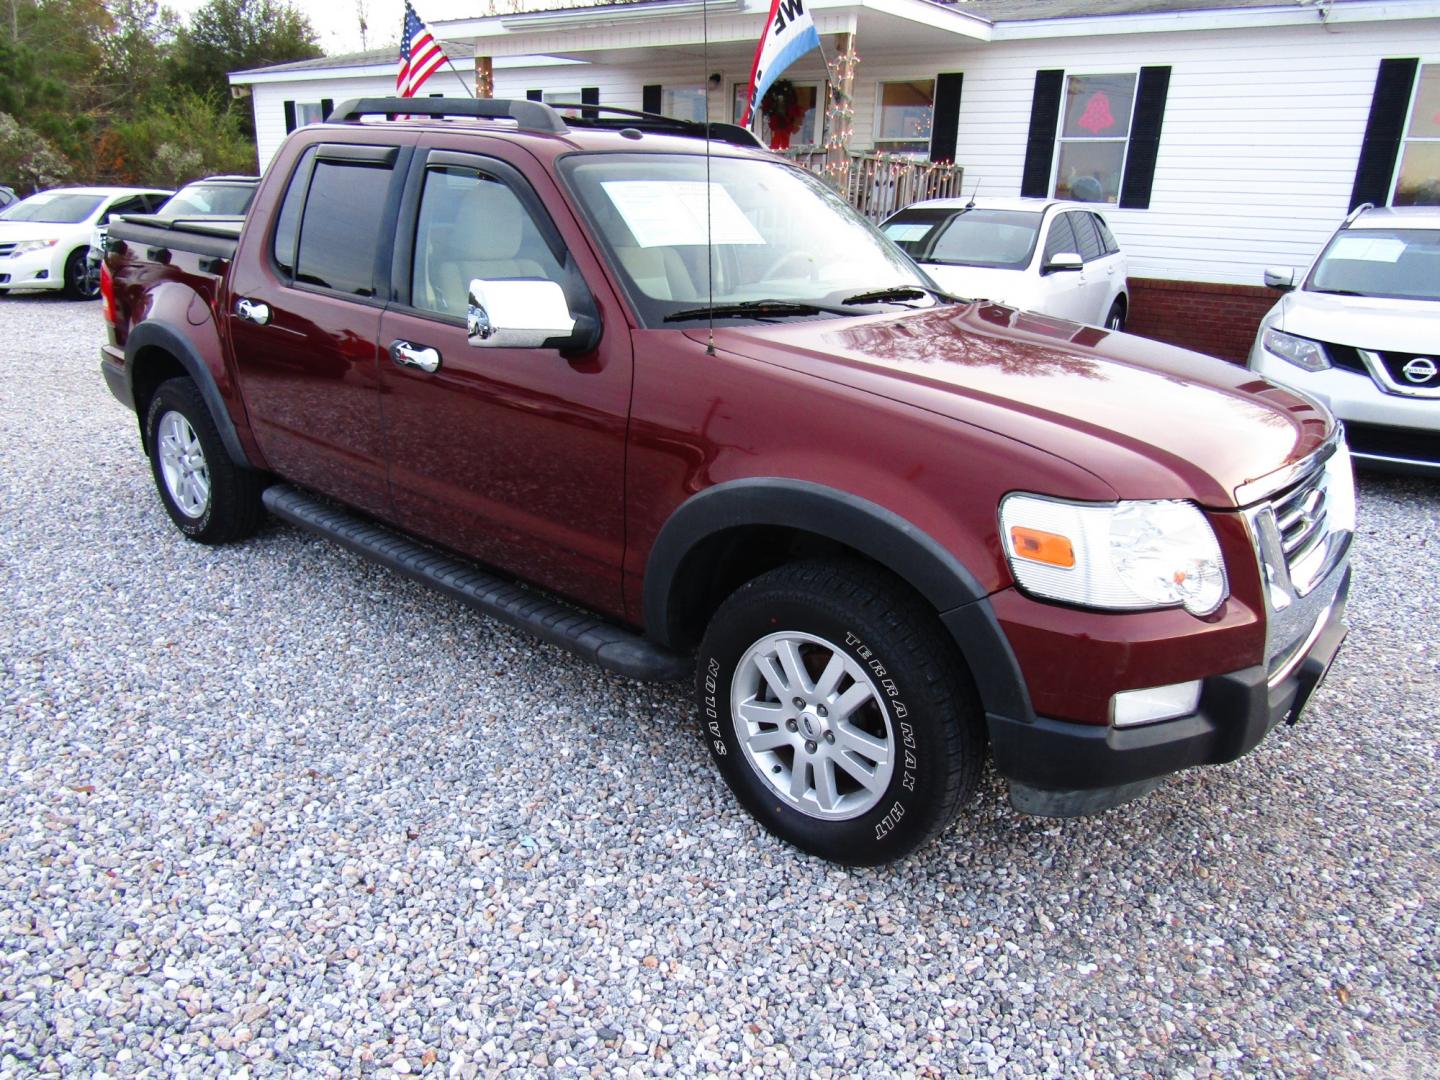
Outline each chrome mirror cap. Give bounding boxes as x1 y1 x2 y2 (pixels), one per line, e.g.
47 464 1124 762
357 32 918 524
467 279 577 349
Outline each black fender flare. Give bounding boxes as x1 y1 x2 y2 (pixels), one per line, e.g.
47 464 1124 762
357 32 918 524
125 321 253 468
643 478 1034 724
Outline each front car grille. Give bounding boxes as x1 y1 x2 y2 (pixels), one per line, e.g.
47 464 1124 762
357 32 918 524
1320 340 1440 398
0 242 15 258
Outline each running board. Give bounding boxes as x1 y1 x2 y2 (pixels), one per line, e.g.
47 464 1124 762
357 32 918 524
261 485 691 682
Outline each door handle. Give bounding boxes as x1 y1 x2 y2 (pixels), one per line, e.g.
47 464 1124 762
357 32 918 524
390 339 441 374
235 298 270 325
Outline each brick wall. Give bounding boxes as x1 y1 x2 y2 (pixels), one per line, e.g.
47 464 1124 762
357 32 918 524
1125 278 1281 364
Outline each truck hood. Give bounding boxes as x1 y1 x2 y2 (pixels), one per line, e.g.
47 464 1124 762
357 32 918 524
689 302 1333 508
1276 289 1440 352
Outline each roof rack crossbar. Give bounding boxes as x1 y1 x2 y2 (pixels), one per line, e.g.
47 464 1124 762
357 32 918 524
328 97 568 134
542 102 762 149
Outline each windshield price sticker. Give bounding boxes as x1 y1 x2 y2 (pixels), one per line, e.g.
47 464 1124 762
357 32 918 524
1328 236 1406 263
601 181 765 249
884 223 933 242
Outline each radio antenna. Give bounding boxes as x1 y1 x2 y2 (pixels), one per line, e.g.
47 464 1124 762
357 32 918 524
703 0 716 355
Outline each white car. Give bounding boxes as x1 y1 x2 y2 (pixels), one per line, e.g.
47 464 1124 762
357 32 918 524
1249 205 1439 477
880 197 1130 329
0 186 170 299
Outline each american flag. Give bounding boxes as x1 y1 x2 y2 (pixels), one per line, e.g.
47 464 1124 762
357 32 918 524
397 2 445 98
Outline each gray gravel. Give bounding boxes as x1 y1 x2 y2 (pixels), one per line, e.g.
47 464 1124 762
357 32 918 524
1 295 1437 1078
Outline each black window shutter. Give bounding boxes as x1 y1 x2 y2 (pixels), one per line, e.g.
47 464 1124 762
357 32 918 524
283 100 297 134
526 89 543 102
1021 70 1064 198
929 73 964 164
320 98 333 121
642 84 662 115
581 86 600 120
1350 58 1419 209
1118 65 1171 210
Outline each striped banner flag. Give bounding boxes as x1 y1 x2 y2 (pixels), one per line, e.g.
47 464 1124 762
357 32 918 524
398 2 446 98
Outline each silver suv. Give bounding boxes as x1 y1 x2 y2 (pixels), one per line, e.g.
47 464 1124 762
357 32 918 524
1249 205 1439 476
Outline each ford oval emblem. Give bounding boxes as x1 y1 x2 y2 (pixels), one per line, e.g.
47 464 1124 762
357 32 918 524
1402 357 1438 384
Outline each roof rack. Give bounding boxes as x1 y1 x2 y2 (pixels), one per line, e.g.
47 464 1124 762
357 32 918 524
326 96 762 149
1342 202 1374 228
541 102 763 149
328 97 568 133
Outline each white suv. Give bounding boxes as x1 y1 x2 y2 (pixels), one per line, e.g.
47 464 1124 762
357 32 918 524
0 186 170 299
1249 205 1439 477
881 197 1130 329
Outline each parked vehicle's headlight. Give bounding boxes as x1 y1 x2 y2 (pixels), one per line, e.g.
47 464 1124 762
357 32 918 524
9 239 58 256
1000 494 1228 616
1262 328 1330 372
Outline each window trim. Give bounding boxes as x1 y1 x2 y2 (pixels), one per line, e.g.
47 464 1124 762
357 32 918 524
1389 60 1440 206
1050 70 1140 205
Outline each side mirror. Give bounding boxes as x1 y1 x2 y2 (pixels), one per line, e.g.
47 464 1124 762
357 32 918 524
1043 252 1083 274
468 279 596 351
1263 267 1296 291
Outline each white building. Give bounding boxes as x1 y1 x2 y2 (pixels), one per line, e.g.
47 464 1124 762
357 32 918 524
229 0 1440 358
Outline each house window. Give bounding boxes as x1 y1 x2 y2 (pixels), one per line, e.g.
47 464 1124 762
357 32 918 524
1393 63 1440 205
663 87 708 125
732 82 826 148
295 102 326 126
875 80 934 156
1053 73 1137 204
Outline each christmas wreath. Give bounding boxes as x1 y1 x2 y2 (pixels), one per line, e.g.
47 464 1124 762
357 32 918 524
760 78 805 150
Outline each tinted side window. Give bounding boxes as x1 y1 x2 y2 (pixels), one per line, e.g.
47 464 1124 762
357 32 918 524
272 147 316 277
411 166 566 317
1068 211 1104 262
295 159 394 296
1042 212 1078 262
1092 213 1119 255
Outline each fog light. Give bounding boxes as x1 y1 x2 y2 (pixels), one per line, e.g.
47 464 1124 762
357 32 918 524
1111 680 1202 728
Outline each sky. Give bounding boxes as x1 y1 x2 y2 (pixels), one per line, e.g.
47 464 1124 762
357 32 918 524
165 0 485 57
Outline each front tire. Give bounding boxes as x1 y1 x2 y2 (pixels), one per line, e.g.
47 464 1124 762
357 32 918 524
145 377 263 544
697 560 985 865
63 248 98 300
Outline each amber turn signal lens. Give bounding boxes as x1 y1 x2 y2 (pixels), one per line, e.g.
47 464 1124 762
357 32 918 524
1009 526 1076 568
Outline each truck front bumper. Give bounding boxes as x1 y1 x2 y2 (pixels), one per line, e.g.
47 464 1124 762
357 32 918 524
990 565 1350 817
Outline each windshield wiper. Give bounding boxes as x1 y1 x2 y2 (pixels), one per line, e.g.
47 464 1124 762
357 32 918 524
662 299 855 322
841 284 959 306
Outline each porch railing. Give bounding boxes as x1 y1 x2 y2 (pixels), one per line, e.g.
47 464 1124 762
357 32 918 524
782 149 966 221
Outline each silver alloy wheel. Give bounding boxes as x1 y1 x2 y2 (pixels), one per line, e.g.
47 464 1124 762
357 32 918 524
731 630 895 821
156 410 211 519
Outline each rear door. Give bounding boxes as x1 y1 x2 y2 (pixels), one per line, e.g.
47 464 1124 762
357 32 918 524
374 141 633 616
227 138 412 517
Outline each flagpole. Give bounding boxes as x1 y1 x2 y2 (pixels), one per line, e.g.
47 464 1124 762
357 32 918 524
443 47 477 98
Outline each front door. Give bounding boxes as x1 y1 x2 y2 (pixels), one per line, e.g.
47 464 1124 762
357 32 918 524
376 144 632 616
1037 211 1093 322
227 140 411 517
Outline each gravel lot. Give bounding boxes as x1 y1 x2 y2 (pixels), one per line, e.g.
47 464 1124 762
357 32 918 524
1 296 1437 1078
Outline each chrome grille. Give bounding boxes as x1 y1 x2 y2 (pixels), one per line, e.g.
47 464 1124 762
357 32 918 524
1271 464 1329 572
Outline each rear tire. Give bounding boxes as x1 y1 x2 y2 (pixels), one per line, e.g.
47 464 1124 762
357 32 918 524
697 559 985 865
145 377 263 544
1105 297 1126 331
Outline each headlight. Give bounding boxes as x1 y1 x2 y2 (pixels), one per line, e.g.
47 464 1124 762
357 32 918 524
1262 328 1330 372
1000 494 1229 616
9 239 58 256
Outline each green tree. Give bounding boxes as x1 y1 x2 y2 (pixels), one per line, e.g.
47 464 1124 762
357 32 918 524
171 0 321 104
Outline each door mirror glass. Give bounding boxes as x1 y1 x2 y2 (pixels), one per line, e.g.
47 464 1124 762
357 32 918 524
468 279 577 348
1263 266 1296 291
1044 252 1083 273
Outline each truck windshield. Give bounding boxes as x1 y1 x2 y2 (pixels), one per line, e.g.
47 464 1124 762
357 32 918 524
1305 228 1440 302
562 153 934 325
881 208 1043 270
0 193 105 224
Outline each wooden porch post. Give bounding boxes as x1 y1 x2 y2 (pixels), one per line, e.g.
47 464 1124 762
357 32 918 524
822 32 859 195
474 55 494 99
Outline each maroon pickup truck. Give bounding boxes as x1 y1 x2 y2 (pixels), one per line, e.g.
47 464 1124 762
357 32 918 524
100 98 1353 864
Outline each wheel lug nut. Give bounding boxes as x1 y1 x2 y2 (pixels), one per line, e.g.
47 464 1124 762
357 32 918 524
805 740 818 754
792 698 804 709
785 719 798 732
823 731 835 744
816 705 828 718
